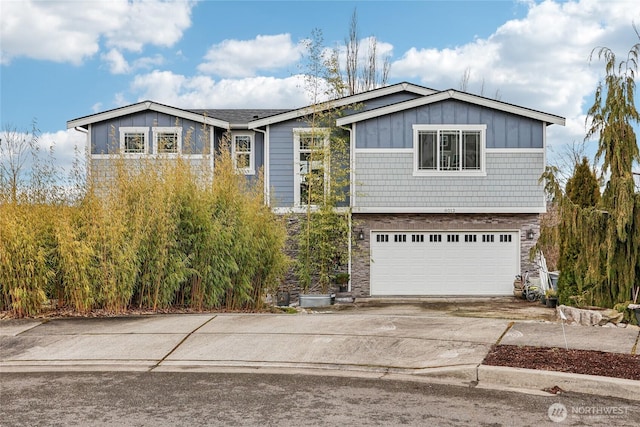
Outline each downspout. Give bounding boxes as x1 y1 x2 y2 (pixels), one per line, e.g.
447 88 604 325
74 126 90 186
339 125 354 292
253 126 269 206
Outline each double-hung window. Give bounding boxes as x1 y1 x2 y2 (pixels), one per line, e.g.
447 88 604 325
232 132 255 174
294 128 329 206
153 127 182 154
119 127 148 154
413 125 486 175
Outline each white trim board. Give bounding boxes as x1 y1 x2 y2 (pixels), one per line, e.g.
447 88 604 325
355 148 414 154
337 89 565 127
248 82 437 128
487 148 544 153
68 101 229 130
355 147 545 154
352 206 546 214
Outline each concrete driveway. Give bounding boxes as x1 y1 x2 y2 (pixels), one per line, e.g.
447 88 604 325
1 297 638 401
0 313 510 381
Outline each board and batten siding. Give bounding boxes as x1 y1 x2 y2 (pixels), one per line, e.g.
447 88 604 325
268 119 299 207
355 151 545 210
266 92 424 207
90 111 213 155
355 99 544 150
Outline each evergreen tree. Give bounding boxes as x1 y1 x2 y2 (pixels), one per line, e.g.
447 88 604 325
584 32 640 306
565 157 601 208
539 31 640 310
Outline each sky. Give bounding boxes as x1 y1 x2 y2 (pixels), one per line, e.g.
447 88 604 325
1 0 639 177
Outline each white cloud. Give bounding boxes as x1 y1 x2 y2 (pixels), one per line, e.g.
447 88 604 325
104 0 194 52
389 0 640 167
0 0 194 65
197 34 305 78
129 70 308 108
40 129 88 176
102 49 131 74
0 128 86 186
101 49 165 74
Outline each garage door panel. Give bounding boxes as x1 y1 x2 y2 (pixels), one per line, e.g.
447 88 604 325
370 231 518 296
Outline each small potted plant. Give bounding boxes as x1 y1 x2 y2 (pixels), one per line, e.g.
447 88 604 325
545 288 558 308
334 272 350 293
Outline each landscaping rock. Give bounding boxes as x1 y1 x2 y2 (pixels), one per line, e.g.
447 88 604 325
556 305 623 326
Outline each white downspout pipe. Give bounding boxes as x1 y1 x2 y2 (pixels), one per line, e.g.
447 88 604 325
339 125 354 291
253 127 269 206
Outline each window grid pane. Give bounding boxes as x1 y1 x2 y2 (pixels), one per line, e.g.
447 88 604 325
463 131 480 170
418 131 436 170
298 133 325 205
158 132 178 153
440 131 460 171
125 133 145 153
235 135 251 153
414 126 484 173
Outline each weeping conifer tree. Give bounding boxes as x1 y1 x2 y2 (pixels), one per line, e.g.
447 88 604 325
583 35 640 307
544 33 640 309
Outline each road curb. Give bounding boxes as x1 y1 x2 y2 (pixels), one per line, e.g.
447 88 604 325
477 365 640 401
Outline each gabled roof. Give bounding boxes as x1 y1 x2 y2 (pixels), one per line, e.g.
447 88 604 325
67 101 230 130
247 82 437 128
335 89 566 127
189 109 291 129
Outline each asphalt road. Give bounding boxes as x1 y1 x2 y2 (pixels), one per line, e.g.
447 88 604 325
1 372 638 426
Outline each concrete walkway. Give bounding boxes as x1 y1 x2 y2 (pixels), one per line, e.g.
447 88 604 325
1 300 638 401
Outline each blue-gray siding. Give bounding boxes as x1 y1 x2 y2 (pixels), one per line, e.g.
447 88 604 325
268 119 354 208
254 131 264 174
355 100 544 149
269 119 299 207
90 111 214 155
350 92 421 113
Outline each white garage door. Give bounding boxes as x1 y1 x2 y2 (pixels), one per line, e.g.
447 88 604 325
370 231 519 296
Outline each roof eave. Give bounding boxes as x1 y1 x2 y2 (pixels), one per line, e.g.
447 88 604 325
248 82 438 128
336 90 566 126
67 101 230 130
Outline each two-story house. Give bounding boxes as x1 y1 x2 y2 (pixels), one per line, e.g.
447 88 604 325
68 82 565 298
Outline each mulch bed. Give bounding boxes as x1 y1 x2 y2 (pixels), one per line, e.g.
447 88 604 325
483 344 640 381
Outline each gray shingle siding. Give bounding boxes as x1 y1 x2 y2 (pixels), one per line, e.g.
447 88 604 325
355 151 545 209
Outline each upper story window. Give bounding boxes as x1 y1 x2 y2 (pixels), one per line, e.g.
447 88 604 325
119 127 148 154
294 128 329 206
153 127 182 154
413 125 486 176
232 132 255 175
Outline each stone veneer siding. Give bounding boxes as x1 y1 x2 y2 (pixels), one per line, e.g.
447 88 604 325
350 213 541 298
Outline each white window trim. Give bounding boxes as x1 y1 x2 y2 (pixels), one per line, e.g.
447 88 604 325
412 124 487 177
293 127 329 207
119 126 148 156
152 126 182 155
231 132 255 175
